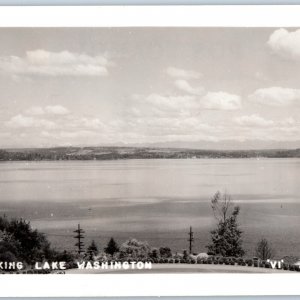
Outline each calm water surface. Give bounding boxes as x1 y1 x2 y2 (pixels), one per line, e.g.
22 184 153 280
0 158 299 257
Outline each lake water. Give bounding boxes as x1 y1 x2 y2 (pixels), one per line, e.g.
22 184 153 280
0 158 299 258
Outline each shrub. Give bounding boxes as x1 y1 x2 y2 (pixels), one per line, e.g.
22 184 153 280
246 259 253 266
265 262 271 268
119 238 150 260
159 247 172 258
0 251 17 270
289 265 295 271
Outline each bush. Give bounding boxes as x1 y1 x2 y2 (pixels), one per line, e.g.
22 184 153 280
191 259 196 264
289 265 295 271
246 259 253 266
159 247 172 259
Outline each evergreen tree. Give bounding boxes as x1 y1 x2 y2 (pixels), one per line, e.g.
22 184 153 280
206 192 245 257
104 238 119 256
87 240 99 259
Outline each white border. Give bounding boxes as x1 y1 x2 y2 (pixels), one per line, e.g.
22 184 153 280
0 5 300 297
1 274 300 297
0 5 299 27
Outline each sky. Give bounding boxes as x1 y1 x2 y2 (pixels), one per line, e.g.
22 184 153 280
0 27 299 149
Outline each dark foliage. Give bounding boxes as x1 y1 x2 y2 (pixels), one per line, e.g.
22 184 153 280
104 237 119 256
206 192 245 257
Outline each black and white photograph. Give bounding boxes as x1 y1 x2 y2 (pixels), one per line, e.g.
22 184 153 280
0 22 300 277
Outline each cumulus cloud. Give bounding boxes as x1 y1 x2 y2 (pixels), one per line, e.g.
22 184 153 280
249 87 300 106
234 114 274 127
26 105 70 115
25 106 45 115
0 49 111 77
268 28 300 59
45 105 70 115
166 67 201 79
144 93 198 112
201 92 242 110
174 79 205 96
5 114 56 129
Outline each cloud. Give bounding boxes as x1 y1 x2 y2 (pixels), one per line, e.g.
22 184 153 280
5 114 56 129
0 49 111 77
201 92 242 110
25 105 70 115
174 79 205 96
249 87 300 106
25 106 45 115
268 28 300 59
279 117 295 125
234 114 274 127
166 67 201 79
45 105 70 115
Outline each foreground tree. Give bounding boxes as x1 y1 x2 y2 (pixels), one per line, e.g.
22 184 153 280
104 238 119 256
206 191 245 257
87 240 99 260
0 215 75 265
255 238 275 260
119 238 150 260
159 247 172 258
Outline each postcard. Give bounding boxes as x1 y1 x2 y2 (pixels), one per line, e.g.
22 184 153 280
0 5 299 297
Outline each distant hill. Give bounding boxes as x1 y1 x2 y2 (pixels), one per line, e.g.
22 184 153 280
131 140 300 150
0 146 300 161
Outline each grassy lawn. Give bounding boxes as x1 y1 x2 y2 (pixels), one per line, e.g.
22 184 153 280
66 263 287 274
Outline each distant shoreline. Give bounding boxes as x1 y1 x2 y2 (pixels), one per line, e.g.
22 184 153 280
0 146 299 161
